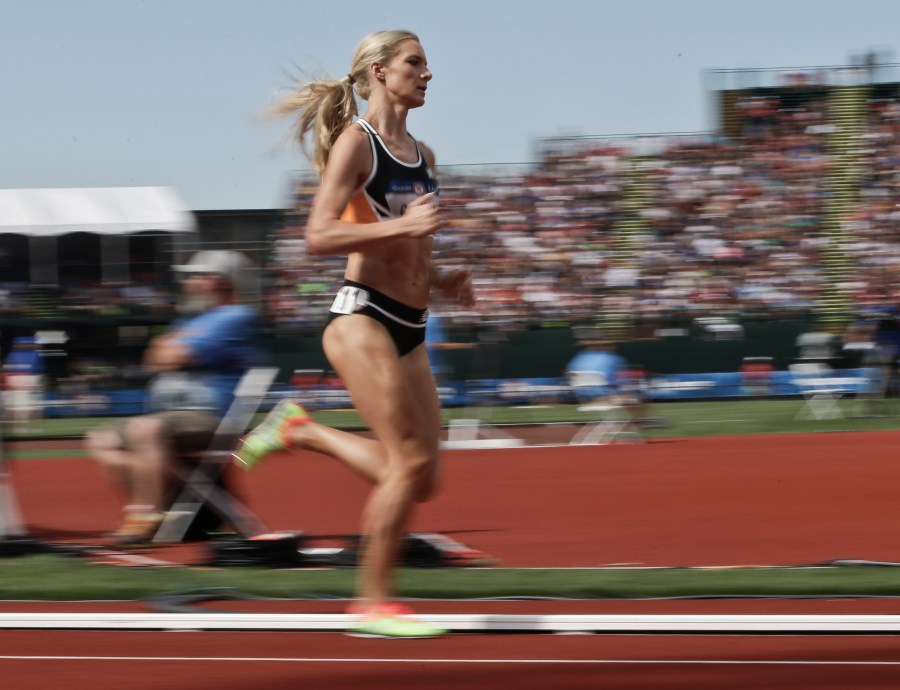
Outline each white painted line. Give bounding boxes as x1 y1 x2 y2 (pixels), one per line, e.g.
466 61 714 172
1 655 900 666
441 440 525 449
5 613 900 633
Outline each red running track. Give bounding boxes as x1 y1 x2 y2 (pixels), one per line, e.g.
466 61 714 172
8 431 900 688
4 628 900 689
11 430 900 567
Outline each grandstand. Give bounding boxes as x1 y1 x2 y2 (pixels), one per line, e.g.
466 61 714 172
2 62 900 392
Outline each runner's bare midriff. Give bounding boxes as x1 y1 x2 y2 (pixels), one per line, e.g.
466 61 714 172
345 235 433 308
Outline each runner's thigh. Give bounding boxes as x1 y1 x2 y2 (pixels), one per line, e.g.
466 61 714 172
323 315 429 451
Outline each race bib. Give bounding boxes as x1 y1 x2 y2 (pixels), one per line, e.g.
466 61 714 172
330 286 370 315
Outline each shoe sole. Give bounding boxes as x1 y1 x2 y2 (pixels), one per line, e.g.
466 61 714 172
344 631 446 639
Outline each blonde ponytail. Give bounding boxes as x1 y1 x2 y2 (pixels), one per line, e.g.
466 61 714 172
269 76 358 177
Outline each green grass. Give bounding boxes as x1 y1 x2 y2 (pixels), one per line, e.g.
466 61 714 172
3 398 900 601
7 398 899 459
447 398 900 438
5 555 900 602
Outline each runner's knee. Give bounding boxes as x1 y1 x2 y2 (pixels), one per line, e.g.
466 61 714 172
396 451 440 503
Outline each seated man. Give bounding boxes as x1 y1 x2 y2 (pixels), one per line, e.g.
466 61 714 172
565 339 627 405
565 339 648 444
566 339 650 422
85 250 262 545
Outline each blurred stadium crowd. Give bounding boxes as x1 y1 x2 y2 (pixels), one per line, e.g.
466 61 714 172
267 85 900 337
1 79 898 344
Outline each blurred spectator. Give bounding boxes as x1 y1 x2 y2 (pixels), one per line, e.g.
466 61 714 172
425 310 474 403
872 315 900 397
3 336 46 429
795 330 843 365
565 338 651 424
84 250 263 545
740 356 775 398
565 338 628 404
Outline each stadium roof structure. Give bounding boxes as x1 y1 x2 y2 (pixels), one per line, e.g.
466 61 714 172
0 186 196 236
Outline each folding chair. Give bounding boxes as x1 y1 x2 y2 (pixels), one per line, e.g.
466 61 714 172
152 367 278 544
567 370 643 445
789 362 852 420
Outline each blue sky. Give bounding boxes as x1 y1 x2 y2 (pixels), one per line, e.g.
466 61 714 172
2 0 898 210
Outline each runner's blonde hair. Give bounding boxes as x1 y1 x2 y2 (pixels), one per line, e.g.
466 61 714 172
271 30 420 176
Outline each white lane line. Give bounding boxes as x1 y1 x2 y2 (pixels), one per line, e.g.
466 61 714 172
2 655 900 666
7 613 900 633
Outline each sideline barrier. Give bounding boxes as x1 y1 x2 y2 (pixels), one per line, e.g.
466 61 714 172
268 368 871 406
5 612 900 633
36 368 878 418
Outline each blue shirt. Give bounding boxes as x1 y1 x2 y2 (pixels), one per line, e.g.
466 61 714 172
4 347 44 377
565 350 627 400
145 305 262 417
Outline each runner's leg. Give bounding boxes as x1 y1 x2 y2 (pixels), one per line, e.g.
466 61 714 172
323 315 440 606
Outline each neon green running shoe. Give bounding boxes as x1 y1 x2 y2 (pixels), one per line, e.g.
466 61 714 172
233 399 310 470
347 610 447 639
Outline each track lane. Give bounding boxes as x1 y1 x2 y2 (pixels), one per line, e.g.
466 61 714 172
4 630 900 689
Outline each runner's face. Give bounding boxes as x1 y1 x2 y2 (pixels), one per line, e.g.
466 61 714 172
380 40 431 108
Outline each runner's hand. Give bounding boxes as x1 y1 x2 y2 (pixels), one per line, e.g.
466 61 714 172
402 193 440 238
440 269 475 308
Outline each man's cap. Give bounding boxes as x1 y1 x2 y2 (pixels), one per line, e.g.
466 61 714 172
174 250 257 302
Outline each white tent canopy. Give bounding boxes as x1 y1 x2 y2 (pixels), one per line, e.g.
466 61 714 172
0 186 195 236
0 186 196 286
